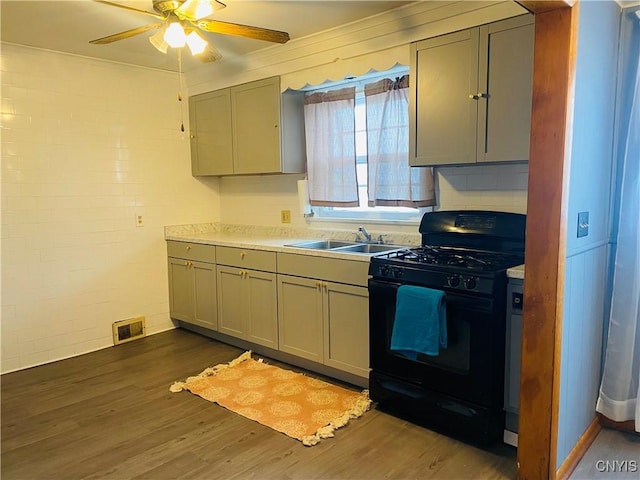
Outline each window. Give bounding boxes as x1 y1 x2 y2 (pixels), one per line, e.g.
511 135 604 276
303 69 435 223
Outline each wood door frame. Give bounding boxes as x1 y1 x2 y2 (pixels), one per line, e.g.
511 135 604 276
515 1 579 479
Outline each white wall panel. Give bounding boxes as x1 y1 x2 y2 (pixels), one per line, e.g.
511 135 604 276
1 45 219 373
555 0 621 468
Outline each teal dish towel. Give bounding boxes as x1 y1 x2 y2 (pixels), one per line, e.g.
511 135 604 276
390 285 447 360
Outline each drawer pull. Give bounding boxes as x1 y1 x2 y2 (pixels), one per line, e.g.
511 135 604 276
186 245 191 251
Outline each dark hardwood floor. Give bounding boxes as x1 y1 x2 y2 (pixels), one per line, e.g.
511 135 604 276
1 329 517 480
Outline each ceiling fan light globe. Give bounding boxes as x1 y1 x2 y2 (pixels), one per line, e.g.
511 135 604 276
193 1 214 20
149 28 169 53
186 31 208 55
164 22 187 48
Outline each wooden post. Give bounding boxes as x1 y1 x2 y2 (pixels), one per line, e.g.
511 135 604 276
515 1 579 479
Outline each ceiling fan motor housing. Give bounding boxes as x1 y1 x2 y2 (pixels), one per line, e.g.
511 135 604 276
153 0 186 15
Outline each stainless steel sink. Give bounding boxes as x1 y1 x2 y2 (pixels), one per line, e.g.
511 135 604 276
285 240 358 250
334 243 404 254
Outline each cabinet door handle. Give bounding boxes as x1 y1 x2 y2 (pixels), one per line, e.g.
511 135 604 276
477 92 488 99
186 245 191 251
469 93 479 100
240 251 246 260
190 135 196 139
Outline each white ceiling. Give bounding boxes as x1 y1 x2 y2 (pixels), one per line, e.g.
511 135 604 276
0 0 413 72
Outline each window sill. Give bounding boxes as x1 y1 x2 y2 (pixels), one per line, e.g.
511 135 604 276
308 215 420 228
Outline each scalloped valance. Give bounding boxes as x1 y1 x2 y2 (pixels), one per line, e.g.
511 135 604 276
280 44 409 92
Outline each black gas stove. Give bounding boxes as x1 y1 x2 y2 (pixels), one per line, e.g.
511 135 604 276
368 210 526 445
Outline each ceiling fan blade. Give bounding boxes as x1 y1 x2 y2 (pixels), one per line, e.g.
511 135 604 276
89 23 163 45
176 0 226 21
93 0 166 20
195 19 290 44
195 43 223 63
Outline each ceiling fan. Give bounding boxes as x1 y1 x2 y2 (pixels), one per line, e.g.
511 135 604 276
89 0 291 63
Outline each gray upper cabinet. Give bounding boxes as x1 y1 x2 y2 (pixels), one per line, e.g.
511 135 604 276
409 15 534 167
189 89 233 176
189 76 306 176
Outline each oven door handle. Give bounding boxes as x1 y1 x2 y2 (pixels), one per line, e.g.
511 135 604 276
368 280 494 310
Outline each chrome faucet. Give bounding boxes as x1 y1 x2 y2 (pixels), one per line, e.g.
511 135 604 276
357 226 372 242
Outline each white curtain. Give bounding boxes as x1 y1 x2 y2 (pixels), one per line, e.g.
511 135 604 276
303 87 359 207
364 75 435 207
596 14 640 430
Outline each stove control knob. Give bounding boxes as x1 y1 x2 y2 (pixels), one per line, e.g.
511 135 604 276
447 276 460 288
381 266 390 277
392 268 403 279
464 277 477 290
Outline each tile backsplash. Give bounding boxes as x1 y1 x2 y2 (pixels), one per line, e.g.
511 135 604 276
217 164 528 229
435 163 529 213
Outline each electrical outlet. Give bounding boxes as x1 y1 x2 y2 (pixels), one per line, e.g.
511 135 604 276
281 210 291 224
577 211 589 238
135 214 144 227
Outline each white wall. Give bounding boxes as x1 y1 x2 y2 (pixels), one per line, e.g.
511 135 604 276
1 44 219 373
556 0 621 467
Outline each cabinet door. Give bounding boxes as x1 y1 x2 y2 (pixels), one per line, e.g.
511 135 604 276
231 77 281 174
168 257 193 322
277 275 324 362
192 260 218 330
245 270 278 349
323 282 369 377
478 16 534 163
189 89 233 176
410 28 479 166
217 266 245 338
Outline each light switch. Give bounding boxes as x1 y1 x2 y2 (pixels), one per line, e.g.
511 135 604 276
577 211 589 238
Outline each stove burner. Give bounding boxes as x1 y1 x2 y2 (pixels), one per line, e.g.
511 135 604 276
380 246 521 272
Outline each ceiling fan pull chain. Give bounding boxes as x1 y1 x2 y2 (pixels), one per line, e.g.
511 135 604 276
178 49 185 132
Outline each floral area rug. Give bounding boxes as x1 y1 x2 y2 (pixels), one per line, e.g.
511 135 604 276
170 351 371 446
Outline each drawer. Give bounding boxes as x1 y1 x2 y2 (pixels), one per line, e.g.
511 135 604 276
167 241 216 263
216 246 277 272
277 253 369 287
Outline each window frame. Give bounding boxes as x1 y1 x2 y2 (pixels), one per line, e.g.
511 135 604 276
303 67 429 224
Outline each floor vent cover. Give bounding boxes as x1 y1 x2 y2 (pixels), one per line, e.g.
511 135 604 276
113 316 146 345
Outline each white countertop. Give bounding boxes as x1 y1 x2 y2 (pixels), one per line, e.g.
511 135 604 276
507 264 525 280
165 231 411 263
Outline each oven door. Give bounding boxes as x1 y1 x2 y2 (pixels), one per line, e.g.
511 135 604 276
368 278 506 408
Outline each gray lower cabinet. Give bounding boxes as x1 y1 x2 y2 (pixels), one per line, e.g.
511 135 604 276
323 281 369 377
409 14 534 166
166 242 370 379
277 275 324 363
216 247 278 349
277 275 369 377
277 253 370 378
167 242 217 331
